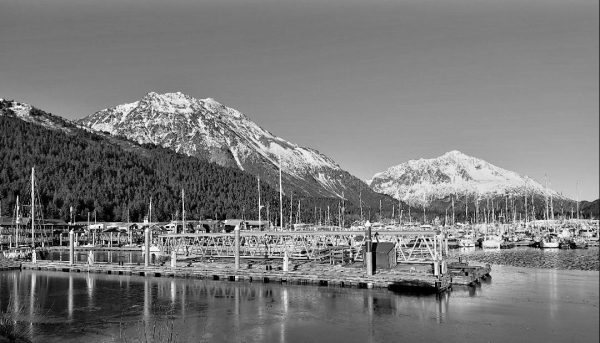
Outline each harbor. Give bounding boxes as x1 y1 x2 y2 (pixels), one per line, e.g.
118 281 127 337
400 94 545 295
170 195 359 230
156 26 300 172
0 251 597 343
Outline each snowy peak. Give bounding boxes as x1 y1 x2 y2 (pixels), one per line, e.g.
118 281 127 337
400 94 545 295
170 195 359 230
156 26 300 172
368 151 566 205
0 98 76 133
78 92 355 199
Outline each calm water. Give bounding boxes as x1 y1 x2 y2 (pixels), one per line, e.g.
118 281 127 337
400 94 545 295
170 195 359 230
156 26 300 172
451 247 600 271
1 249 598 343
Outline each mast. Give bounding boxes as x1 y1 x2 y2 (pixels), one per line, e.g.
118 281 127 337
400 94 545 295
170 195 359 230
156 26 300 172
465 193 468 224
279 155 283 230
16 196 20 247
149 198 152 223
549 179 554 221
31 167 35 247
341 191 345 228
524 180 528 224
544 175 549 221
289 191 293 228
576 181 579 223
451 194 455 225
181 189 185 234
297 199 301 224
258 176 261 229
359 188 363 223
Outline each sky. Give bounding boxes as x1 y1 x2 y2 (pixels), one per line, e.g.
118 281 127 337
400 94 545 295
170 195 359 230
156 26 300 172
1 0 598 201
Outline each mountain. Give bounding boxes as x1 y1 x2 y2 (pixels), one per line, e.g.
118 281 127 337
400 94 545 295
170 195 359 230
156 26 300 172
1 100 362 224
367 150 568 206
1 97 396 224
78 92 390 208
0 98 78 133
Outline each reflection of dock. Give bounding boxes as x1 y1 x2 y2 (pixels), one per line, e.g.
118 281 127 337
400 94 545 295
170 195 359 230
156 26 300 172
20 260 452 293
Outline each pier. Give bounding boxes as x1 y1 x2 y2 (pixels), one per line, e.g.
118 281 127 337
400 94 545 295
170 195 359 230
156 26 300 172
20 259 452 292
6 229 497 292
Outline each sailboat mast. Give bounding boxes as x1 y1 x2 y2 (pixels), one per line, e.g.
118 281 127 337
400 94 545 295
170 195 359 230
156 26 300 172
257 176 262 231
524 181 528 224
289 191 293 228
544 175 549 221
576 181 579 222
16 196 20 247
359 188 363 223
182 189 185 234
279 155 283 230
31 167 35 247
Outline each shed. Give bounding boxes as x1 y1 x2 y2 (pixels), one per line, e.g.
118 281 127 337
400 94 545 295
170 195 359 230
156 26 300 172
372 242 397 270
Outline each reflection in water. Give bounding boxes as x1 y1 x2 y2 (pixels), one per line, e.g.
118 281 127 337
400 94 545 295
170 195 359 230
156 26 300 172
68 275 73 322
0 268 597 343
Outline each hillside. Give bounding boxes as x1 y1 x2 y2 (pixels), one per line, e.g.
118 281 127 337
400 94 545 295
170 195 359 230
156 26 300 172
77 92 391 209
1 99 379 224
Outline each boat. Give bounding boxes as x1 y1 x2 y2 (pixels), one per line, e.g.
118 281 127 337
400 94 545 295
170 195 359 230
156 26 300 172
569 237 588 249
458 234 476 248
481 235 502 249
539 235 560 248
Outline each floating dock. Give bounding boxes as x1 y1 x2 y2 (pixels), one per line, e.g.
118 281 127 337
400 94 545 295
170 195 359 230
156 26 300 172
0 259 21 271
19 260 452 293
447 259 492 286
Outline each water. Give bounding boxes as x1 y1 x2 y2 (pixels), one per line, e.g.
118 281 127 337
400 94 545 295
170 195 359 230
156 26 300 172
451 247 600 271
1 249 598 343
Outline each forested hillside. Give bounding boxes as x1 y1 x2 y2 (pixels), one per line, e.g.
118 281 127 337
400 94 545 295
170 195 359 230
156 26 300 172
0 112 372 224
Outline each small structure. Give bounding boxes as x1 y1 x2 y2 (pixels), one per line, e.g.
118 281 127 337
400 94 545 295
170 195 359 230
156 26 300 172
371 242 397 270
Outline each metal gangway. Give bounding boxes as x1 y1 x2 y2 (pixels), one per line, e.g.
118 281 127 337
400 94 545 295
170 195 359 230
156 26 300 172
156 230 446 264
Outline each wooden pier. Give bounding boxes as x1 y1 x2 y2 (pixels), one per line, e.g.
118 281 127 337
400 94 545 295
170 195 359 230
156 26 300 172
0 259 21 271
447 259 492 286
20 259 452 293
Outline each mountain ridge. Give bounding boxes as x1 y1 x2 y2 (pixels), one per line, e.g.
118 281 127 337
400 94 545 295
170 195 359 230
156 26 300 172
77 92 390 208
368 150 568 205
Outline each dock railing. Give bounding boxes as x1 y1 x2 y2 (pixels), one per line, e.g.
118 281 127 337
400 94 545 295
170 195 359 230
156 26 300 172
157 230 445 264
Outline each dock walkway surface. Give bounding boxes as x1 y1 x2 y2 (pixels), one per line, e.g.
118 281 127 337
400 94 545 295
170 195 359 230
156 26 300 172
20 259 453 293
0 258 21 271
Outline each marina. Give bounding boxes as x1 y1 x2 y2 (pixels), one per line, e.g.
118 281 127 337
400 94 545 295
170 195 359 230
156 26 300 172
0 251 597 343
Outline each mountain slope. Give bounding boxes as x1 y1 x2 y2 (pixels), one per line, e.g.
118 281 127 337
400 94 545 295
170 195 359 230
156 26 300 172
77 92 388 207
368 150 568 206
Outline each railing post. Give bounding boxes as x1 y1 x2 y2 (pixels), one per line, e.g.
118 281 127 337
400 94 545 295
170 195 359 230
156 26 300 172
234 224 240 270
283 250 289 272
171 250 177 268
144 228 150 267
365 221 373 276
69 229 75 265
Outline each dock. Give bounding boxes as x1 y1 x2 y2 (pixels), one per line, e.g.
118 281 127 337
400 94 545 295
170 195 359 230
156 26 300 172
447 259 492 286
19 259 452 293
0 259 21 271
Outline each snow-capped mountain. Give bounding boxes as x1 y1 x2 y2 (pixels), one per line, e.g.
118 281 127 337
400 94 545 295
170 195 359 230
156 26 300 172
367 150 567 205
78 92 369 201
0 98 76 133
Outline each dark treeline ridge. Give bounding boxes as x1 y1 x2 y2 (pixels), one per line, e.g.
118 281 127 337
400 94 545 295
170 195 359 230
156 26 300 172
0 111 376 224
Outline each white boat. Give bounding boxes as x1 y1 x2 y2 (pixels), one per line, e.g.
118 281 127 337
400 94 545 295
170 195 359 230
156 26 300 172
458 234 476 248
482 235 502 249
539 236 560 248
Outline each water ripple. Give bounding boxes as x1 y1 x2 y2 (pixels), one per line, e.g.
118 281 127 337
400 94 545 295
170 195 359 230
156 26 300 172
450 248 599 271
